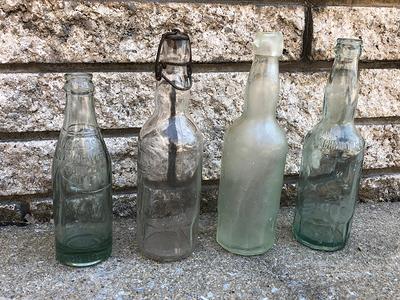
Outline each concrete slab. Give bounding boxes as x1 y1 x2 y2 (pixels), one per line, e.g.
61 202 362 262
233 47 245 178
1 203 399 299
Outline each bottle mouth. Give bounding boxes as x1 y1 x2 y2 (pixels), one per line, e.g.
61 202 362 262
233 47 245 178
253 32 283 57
64 73 94 94
335 38 362 58
155 29 192 90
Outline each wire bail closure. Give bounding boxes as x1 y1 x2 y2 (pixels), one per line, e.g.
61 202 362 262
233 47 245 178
155 29 193 91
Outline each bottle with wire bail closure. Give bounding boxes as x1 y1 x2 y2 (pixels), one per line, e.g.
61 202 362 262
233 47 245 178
136 30 203 262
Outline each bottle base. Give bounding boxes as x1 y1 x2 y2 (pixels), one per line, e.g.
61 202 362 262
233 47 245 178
56 249 111 267
56 235 112 267
216 238 273 256
138 230 195 263
139 249 192 263
293 229 346 252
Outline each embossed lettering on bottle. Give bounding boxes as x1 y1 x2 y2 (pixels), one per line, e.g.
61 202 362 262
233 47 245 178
293 39 364 251
136 30 203 262
52 73 112 267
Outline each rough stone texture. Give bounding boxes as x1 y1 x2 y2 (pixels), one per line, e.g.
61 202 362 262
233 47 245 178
195 174 400 211
0 140 56 195
312 7 400 60
0 67 399 195
1 203 400 298
309 0 400 4
0 73 64 132
360 125 400 170
193 72 321 177
0 201 29 225
3 173 399 224
2 70 398 178
358 69 400 118
0 1 304 63
0 186 230 224
30 194 138 221
29 199 53 223
1 124 395 196
112 193 136 219
0 137 137 196
281 182 297 206
0 73 154 132
282 174 400 206
3 70 399 132
0 194 137 224
359 174 400 203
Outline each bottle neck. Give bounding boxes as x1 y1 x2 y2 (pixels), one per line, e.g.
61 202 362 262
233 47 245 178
154 80 189 119
244 55 279 119
63 92 98 131
322 56 359 125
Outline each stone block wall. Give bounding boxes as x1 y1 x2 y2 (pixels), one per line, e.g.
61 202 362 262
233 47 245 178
0 0 399 224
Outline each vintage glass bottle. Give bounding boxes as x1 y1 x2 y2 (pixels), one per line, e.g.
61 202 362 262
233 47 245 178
137 30 203 262
216 32 288 255
52 73 113 267
293 39 364 251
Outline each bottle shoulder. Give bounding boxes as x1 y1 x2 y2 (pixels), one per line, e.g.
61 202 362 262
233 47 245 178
226 117 288 148
53 128 111 164
138 116 203 182
52 129 112 189
139 115 203 147
305 122 365 153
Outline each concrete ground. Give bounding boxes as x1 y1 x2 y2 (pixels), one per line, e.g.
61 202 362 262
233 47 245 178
1 203 399 299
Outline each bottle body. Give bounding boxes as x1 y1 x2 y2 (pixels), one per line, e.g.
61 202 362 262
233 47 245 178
217 118 287 255
53 74 112 267
217 32 288 255
136 31 202 262
293 38 364 251
293 123 364 251
137 87 203 261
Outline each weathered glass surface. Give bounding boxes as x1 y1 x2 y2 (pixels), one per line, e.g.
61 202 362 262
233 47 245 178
52 74 112 267
217 32 288 255
137 30 203 262
293 39 364 251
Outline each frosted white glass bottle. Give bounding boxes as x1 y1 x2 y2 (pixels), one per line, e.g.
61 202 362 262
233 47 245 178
216 32 288 255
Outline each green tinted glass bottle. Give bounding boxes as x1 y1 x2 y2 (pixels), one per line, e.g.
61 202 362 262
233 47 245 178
293 39 364 251
216 32 288 255
53 73 112 267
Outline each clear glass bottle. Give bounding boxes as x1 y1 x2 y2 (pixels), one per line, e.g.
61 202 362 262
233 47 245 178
293 39 364 251
216 32 288 256
137 30 203 262
52 73 112 267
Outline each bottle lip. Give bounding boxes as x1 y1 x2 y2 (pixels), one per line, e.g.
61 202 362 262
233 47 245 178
335 38 362 58
336 38 362 47
155 29 193 90
64 73 94 94
253 32 283 57
64 73 93 81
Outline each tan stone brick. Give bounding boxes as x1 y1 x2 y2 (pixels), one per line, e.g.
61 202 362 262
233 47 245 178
312 7 400 60
2 70 397 132
0 1 304 63
282 174 400 205
359 174 400 203
358 69 400 118
360 125 400 170
0 137 137 196
0 71 398 183
0 123 397 196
